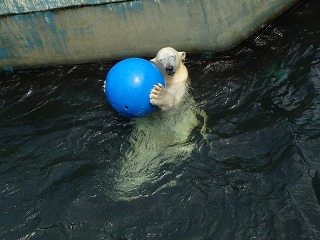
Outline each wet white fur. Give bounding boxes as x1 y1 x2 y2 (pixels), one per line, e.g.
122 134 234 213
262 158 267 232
149 47 188 110
113 48 206 200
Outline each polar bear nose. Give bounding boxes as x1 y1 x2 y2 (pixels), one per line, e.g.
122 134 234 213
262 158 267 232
166 66 175 75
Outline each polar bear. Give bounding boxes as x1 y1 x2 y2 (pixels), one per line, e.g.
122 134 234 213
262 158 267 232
112 48 206 200
149 47 188 110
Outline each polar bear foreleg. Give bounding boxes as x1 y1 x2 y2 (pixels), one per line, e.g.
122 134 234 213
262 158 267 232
149 83 176 110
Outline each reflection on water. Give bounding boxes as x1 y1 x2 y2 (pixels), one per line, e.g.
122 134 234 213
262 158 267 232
1 0 320 239
113 96 206 200
115 96 203 200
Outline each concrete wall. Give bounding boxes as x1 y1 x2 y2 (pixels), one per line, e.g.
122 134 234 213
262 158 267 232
0 0 300 70
0 0 119 15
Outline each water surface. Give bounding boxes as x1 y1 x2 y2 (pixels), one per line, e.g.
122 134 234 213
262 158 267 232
1 1 320 239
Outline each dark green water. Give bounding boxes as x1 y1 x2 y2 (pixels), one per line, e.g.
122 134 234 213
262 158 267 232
1 1 320 239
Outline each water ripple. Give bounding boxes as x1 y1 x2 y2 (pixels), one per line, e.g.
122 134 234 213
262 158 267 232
1 1 320 239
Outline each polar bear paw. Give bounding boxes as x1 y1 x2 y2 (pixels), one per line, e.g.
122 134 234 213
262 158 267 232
149 83 175 110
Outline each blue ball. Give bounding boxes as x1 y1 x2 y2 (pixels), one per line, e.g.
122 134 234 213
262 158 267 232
105 58 165 118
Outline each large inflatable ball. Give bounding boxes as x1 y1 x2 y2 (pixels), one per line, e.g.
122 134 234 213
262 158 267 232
105 58 165 118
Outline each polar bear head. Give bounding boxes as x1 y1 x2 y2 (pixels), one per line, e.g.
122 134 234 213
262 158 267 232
151 47 186 76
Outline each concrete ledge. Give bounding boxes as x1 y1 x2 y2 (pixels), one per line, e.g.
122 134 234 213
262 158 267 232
0 0 300 70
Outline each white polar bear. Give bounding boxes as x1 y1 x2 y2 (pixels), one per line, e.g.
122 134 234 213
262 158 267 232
149 47 188 110
112 48 206 200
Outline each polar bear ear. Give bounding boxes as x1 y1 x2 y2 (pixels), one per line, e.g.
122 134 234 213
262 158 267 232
150 57 156 64
179 51 186 61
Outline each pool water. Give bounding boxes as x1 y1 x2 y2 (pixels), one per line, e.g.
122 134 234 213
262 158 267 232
1 0 320 239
